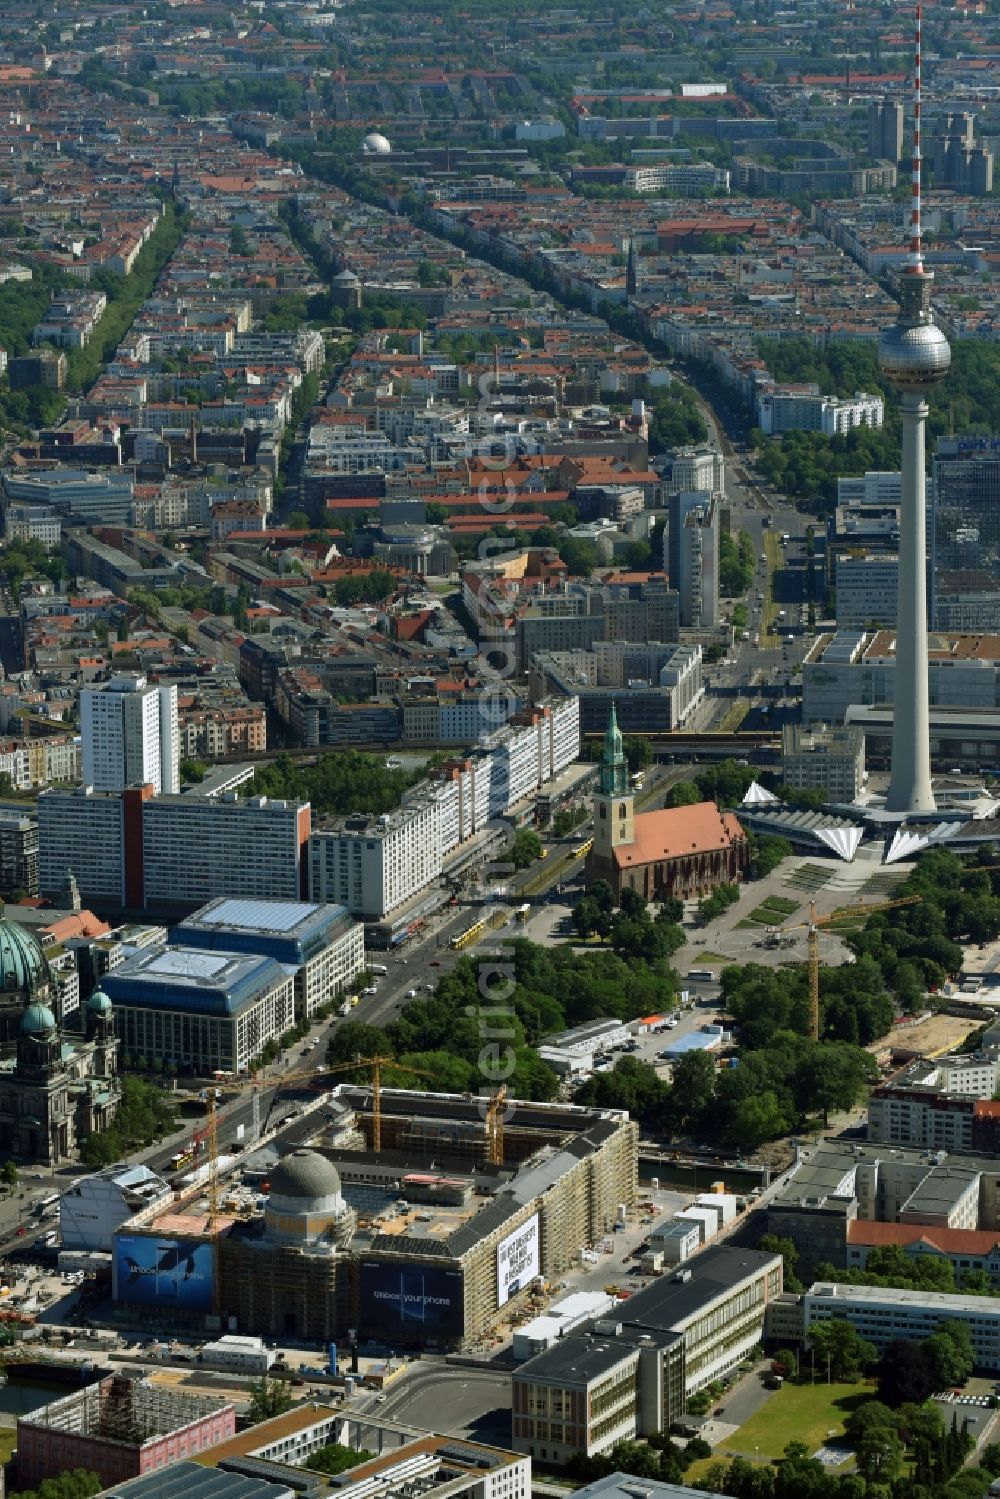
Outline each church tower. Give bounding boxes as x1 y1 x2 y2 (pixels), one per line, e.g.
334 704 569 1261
590 706 635 883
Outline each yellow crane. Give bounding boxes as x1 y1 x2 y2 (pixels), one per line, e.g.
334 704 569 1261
781 895 922 1043
485 1084 508 1167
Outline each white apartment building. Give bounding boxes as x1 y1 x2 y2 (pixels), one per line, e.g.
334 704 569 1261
309 798 442 921
60 1163 173 1251
668 447 724 496
307 700 579 921
4 504 61 547
757 389 884 437
804 1281 1000 1370
80 675 179 795
835 553 900 628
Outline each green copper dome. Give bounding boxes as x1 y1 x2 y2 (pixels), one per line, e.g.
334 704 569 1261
86 987 112 1015
0 919 50 998
21 1001 56 1035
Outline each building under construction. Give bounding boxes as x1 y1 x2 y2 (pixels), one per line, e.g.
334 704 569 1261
113 1085 639 1350
15 1375 236 1489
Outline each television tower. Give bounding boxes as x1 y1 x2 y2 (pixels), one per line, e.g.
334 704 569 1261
879 3 950 815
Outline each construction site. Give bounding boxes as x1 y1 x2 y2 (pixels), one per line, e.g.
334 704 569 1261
110 1082 639 1350
15 1374 236 1489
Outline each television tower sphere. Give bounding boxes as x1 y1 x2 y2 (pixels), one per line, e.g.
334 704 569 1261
878 273 951 390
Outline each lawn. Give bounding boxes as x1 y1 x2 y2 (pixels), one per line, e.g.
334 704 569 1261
741 906 790 927
713 1380 873 1463
759 895 799 916
0 1428 15 1464
687 951 729 964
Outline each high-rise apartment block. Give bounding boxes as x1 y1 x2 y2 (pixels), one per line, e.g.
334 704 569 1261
868 99 904 163
933 112 994 195
80 675 179 795
666 491 719 627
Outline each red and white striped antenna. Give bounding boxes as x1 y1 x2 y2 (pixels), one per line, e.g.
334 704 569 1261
908 1 924 273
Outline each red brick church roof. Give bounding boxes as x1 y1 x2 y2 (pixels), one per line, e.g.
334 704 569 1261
613 801 745 871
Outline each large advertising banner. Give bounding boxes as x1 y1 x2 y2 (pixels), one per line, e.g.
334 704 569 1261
360 1261 464 1336
114 1235 215 1310
497 1213 539 1306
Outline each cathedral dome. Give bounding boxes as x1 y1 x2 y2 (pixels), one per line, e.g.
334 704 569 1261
20 1001 56 1035
86 987 113 1015
0 920 49 999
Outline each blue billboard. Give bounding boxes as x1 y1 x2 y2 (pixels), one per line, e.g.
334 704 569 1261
360 1261 464 1338
114 1235 215 1311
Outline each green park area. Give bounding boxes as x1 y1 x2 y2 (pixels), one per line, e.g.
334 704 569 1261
721 1381 869 1460
684 1381 871 1483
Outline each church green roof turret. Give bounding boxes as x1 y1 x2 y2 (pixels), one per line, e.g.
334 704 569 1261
599 705 629 797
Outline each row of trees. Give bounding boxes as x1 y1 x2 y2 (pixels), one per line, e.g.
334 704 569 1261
719 530 755 597
248 750 421 819
79 1078 178 1167
327 935 684 1101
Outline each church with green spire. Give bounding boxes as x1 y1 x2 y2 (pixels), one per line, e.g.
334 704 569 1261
589 705 636 881
586 707 749 898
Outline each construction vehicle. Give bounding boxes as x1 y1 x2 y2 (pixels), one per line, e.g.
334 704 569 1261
780 895 922 1042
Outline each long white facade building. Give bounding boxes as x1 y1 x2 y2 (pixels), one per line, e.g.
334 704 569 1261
309 698 580 921
805 1281 1000 1369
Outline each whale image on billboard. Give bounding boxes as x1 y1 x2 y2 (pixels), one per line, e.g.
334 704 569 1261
497 1213 539 1307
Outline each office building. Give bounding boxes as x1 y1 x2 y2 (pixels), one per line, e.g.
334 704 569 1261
803 1281 1000 1369
81 675 179 795
572 1477 731 1499
511 1246 781 1462
60 1164 174 1252
94 1462 293 1499
869 99 904 163
531 645 703 735
171 897 365 1018
142 794 310 911
802 630 1000 726
38 787 128 908
103 944 295 1074
2 467 132 525
834 553 899 628
781 724 865 800
932 437 1000 630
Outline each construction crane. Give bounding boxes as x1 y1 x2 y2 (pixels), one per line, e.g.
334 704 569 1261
781 895 922 1043
321 1053 432 1153
485 1084 508 1167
